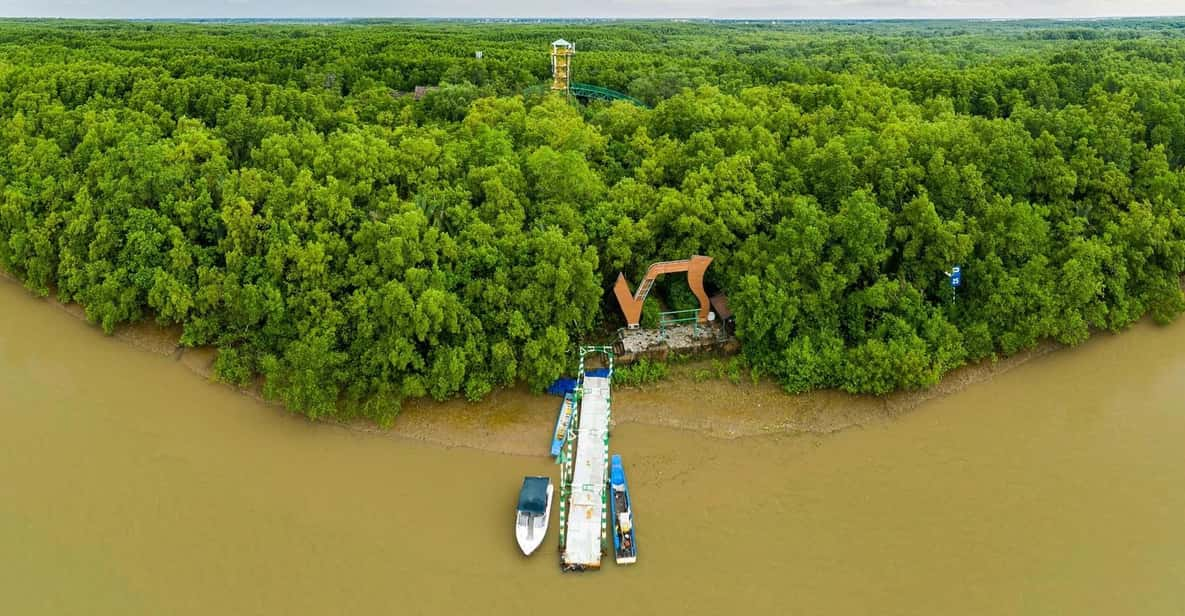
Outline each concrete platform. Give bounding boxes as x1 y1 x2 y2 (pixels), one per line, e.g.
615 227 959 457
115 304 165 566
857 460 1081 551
614 323 739 364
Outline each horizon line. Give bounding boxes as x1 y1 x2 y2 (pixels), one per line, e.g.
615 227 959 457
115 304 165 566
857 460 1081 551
3 15 1185 21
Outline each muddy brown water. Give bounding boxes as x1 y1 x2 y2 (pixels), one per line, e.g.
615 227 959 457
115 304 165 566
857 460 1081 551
1 276 1184 615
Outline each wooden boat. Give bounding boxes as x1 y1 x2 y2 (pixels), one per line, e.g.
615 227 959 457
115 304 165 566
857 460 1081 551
516 476 553 556
550 393 575 460
609 455 637 564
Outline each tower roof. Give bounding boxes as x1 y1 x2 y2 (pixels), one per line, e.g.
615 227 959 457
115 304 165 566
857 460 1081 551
552 38 571 47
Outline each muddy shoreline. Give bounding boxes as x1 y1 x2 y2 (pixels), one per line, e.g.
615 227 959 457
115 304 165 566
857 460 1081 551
0 269 1057 455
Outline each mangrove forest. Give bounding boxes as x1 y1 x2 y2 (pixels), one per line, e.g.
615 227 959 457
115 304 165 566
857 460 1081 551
2 19 1185 423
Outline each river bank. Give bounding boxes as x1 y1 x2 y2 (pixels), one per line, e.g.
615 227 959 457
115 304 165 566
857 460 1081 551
1 270 1060 455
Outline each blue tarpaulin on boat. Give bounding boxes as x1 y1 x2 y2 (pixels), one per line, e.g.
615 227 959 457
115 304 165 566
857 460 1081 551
586 368 611 378
518 476 550 515
547 378 578 396
610 455 625 485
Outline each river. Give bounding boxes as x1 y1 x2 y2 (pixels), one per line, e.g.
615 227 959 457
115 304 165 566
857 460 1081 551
1 276 1183 614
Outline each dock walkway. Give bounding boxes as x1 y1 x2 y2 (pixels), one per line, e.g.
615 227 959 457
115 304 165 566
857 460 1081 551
559 372 611 570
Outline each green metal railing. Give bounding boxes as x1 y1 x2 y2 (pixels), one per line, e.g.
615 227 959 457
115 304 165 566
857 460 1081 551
658 309 702 341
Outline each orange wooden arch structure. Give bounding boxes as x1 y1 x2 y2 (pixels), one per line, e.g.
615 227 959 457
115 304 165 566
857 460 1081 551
613 255 713 329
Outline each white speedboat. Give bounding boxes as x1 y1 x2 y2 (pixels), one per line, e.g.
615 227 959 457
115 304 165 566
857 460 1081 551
516 476 553 556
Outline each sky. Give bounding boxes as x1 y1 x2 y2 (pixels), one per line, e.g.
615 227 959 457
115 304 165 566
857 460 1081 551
1 0 1182 20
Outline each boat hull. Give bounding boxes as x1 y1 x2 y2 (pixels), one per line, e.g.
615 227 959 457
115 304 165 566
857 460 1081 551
550 394 575 460
610 455 637 565
516 484 553 556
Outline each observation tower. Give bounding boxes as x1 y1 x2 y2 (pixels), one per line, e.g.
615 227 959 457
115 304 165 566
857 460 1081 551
527 38 645 106
551 39 574 93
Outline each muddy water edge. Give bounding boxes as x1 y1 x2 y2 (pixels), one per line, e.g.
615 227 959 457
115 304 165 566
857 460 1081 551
1 276 1183 615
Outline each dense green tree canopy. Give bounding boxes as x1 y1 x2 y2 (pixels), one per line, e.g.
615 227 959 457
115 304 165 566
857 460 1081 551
3 18 1185 422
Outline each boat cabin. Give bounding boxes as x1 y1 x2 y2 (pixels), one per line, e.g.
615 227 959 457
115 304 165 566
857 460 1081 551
517 476 549 518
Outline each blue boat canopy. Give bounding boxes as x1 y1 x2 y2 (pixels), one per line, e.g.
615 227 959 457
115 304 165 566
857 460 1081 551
586 368 611 378
517 476 550 515
547 377 578 396
610 454 625 485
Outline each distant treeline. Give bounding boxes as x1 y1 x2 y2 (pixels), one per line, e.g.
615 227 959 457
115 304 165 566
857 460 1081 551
1 19 1184 422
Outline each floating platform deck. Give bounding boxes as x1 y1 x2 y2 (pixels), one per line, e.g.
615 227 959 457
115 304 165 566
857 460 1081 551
558 350 613 571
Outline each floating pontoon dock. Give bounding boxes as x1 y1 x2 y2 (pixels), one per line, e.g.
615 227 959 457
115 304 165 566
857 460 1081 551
558 347 613 571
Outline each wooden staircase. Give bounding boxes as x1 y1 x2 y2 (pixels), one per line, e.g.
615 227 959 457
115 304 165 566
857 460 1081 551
613 255 713 329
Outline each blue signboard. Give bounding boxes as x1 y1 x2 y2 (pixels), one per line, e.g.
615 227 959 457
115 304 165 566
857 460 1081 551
950 266 962 288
